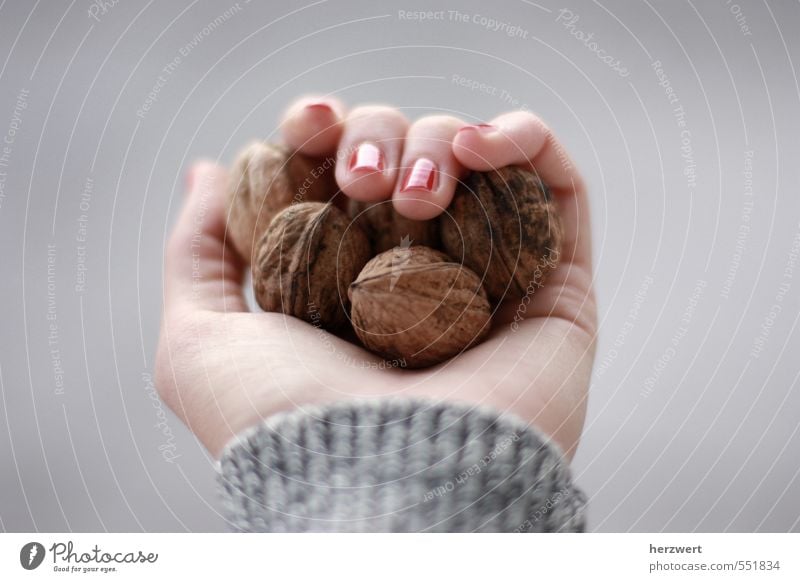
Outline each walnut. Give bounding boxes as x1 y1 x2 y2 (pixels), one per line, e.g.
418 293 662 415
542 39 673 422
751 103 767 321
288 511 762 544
252 202 370 329
227 141 336 262
440 166 562 302
349 246 491 368
347 199 439 254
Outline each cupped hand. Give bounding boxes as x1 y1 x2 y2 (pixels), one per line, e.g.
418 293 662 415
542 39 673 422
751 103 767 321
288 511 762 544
155 97 597 460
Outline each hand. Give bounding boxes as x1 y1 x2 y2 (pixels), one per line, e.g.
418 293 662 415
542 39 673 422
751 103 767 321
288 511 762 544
155 97 597 460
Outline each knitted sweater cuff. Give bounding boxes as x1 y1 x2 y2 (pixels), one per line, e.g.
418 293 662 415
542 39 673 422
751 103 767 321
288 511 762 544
217 398 587 532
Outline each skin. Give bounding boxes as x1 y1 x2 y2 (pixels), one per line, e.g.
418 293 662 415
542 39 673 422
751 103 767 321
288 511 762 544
155 97 597 461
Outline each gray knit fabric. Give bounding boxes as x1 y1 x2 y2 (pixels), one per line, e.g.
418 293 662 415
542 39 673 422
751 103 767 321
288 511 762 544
217 398 587 532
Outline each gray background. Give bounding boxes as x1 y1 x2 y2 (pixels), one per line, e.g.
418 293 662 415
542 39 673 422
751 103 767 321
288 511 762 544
1 0 798 532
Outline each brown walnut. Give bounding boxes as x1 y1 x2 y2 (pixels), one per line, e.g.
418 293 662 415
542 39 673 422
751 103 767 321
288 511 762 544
349 246 491 368
253 202 370 329
227 141 335 262
440 166 562 302
347 199 439 254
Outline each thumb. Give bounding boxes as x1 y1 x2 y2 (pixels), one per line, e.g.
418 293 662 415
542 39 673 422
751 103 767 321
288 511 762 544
163 161 248 315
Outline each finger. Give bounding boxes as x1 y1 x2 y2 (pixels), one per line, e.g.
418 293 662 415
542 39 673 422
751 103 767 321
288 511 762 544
393 115 466 220
334 105 408 202
280 95 346 157
453 111 586 194
454 111 591 272
164 161 248 315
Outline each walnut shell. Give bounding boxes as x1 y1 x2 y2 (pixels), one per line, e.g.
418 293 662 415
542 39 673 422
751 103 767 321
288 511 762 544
227 141 336 262
349 246 491 368
440 166 562 302
347 199 439 254
253 202 370 329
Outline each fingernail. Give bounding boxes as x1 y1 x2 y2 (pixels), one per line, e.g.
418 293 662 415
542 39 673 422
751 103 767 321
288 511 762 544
305 101 334 114
349 142 384 173
458 123 495 134
401 158 438 192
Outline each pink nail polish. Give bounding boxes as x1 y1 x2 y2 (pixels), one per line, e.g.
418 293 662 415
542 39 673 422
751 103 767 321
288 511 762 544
401 158 438 192
458 123 495 134
305 102 333 114
185 167 195 191
349 143 384 173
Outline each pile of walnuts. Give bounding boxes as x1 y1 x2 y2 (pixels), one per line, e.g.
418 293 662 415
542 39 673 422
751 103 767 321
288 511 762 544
227 141 562 368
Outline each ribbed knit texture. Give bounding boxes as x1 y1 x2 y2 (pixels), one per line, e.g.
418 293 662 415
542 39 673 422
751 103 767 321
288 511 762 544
217 398 587 532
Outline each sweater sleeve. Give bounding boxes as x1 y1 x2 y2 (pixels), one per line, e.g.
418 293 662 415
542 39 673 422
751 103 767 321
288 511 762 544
216 398 587 532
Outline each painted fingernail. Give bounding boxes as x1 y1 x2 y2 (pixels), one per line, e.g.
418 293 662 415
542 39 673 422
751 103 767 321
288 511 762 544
305 101 334 114
185 166 195 192
401 158 438 192
458 123 495 134
349 142 384 173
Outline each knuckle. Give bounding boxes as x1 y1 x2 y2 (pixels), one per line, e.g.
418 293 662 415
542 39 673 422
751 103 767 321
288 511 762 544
289 95 329 112
510 109 548 130
347 105 408 129
411 114 463 132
